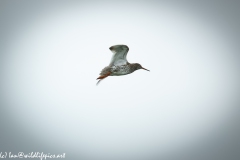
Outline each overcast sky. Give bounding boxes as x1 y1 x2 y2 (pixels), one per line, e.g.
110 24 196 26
0 0 240 160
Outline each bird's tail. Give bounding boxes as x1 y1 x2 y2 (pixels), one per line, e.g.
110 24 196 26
96 72 111 86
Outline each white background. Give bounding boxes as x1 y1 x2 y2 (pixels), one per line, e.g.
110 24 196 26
1 1 240 160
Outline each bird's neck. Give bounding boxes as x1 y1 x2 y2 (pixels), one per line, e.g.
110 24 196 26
129 63 138 72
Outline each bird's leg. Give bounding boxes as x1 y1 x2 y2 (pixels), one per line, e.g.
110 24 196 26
96 79 102 85
96 72 111 86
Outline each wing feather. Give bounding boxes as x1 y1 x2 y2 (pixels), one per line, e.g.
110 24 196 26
109 45 129 66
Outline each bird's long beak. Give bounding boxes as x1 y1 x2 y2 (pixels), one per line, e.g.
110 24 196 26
142 67 150 71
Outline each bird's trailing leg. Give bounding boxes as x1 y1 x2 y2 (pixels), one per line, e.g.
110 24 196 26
96 72 111 85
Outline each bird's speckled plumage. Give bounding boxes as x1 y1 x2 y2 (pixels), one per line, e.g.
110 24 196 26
100 63 142 76
96 45 149 85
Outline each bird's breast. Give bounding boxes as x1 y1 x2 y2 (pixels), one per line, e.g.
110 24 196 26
111 65 131 76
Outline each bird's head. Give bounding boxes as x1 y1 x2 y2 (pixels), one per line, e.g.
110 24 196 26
134 63 150 71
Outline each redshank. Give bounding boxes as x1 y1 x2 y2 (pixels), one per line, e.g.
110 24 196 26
96 45 150 85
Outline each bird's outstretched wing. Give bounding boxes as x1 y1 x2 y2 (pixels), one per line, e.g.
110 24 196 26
109 45 129 66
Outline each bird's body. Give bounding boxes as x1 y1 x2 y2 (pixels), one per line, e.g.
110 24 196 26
96 45 149 85
100 63 136 76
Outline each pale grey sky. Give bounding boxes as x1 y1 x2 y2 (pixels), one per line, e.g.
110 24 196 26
0 0 240 160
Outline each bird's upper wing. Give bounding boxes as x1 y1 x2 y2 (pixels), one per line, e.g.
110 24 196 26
109 45 129 66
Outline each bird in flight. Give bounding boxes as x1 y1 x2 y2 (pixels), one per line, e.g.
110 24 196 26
96 45 149 85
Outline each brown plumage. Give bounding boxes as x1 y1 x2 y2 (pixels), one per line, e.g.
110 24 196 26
96 45 149 85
